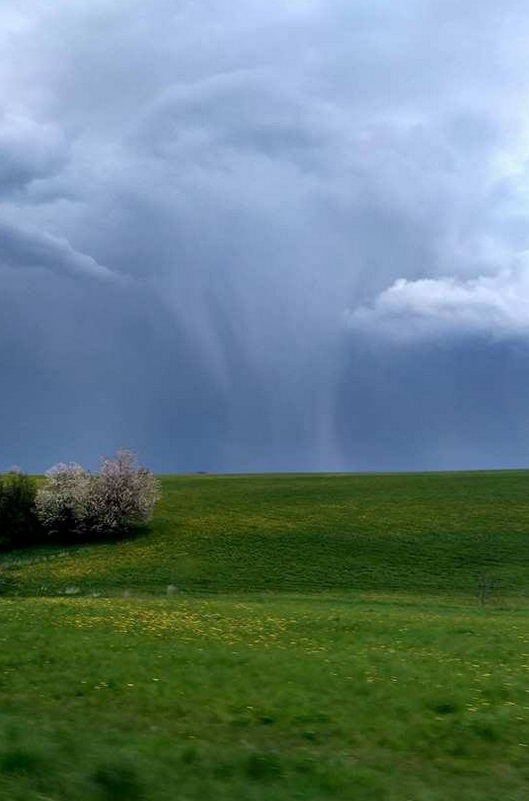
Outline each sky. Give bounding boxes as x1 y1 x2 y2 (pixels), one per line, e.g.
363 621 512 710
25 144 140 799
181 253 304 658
2 0 529 473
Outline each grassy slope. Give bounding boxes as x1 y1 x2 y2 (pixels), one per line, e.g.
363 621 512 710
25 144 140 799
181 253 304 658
6 470 529 599
1 471 528 800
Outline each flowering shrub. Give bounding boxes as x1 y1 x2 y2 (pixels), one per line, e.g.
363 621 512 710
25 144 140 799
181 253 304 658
35 462 91 541
36 450 160 542
86 450 161 537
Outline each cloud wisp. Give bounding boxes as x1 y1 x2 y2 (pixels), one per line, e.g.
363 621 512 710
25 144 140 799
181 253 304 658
346 264 529 343
0 219 121 282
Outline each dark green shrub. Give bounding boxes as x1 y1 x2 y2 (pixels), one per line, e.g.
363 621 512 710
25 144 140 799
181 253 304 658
0 471 42 549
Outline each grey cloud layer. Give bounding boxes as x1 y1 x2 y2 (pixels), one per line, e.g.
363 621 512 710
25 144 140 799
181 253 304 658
2 0 529 471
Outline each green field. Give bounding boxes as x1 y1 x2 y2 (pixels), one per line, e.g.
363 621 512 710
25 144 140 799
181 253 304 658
7 470 529 598
0 472 528 799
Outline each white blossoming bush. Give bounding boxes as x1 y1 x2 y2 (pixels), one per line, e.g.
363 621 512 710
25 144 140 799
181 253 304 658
36 450 161 542
35 462 90 541
86 450 161 537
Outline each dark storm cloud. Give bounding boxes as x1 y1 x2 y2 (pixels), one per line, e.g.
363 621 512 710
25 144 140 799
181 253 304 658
2 0 529 471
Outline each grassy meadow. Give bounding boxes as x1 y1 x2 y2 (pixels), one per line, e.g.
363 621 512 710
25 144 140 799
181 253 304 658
0 471 528 799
